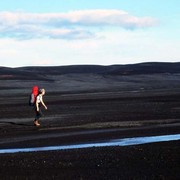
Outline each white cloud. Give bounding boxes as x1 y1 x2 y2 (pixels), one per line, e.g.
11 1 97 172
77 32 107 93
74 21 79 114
31 59 52 66
0 10 158 40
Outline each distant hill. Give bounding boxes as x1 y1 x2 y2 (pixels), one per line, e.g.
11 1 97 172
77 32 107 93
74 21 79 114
0 62 180 80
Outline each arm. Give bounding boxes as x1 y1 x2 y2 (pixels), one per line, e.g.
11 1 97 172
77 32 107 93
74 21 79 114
41 98 47 110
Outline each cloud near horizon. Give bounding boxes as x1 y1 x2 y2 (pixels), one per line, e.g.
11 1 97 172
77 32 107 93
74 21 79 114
0 10 158 40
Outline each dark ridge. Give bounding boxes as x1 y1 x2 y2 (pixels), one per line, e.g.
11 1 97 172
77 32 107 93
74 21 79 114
0 66 53 81
18 65 110 75
18 62 180 75
105 62 180 75
1 62 180 80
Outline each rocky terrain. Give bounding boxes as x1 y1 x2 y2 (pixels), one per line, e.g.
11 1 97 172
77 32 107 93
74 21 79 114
0 62 180 179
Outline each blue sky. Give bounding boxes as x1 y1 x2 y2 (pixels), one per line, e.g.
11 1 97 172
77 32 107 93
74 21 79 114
0 0 179 67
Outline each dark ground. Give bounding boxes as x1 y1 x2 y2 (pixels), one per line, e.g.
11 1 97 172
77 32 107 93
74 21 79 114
0 141 180 180
0 64 180 179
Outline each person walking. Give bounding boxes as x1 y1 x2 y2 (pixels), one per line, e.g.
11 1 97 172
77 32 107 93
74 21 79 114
34 88 47 126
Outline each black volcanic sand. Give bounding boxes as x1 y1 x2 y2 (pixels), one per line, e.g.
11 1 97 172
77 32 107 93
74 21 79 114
0 69 180 179
0 91 180 179
0 141 179 180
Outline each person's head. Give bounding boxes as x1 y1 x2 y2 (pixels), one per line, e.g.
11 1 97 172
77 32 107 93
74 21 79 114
39 89 45 95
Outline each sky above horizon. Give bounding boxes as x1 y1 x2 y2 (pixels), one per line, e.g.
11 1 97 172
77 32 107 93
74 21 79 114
0 0 179 67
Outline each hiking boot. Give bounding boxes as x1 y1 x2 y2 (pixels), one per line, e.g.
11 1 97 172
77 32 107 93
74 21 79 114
34 120 40 126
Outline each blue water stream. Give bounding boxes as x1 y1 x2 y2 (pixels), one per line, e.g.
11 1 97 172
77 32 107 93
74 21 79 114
0 134 180 154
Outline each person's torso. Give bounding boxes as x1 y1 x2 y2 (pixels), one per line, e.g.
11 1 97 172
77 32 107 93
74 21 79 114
36 94 42 104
